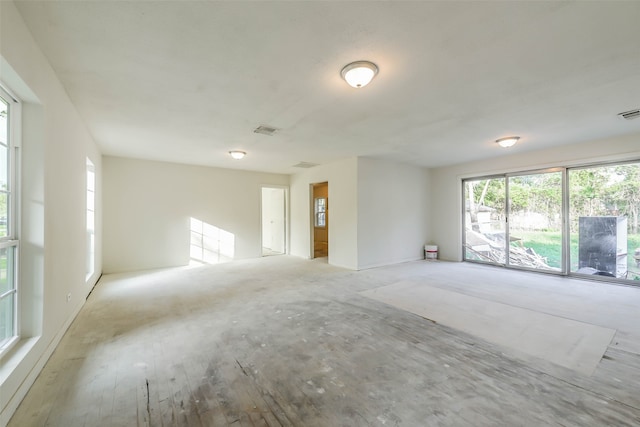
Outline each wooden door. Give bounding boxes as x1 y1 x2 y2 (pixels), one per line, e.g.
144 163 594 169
312 182 328 258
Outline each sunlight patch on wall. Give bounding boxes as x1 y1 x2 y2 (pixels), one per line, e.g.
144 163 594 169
190 217 234 265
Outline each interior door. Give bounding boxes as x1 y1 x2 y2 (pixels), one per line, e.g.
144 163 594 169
312 182 328 258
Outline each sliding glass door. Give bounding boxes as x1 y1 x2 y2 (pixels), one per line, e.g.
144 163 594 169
569 162 640 281
507 171 563 272
464 177 506 264
464 169 564 273
464 160 640 284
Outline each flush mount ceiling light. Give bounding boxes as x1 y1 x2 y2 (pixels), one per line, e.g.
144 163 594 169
495 136 520 148
340 60 379 88
229 150 246 160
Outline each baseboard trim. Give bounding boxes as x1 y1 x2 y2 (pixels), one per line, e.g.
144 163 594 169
0 299 84 425
357 256 425 271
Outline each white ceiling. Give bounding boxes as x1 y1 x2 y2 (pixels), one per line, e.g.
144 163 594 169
14 1 640 174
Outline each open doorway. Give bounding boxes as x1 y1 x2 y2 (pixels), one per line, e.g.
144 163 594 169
261 187 286 256
311 182 328 258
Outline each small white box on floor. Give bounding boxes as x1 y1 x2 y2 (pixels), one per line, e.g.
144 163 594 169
424 245 438 260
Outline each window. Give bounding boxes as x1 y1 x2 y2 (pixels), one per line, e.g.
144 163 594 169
314 197 326 227
86 158 95 280
0 85 19 356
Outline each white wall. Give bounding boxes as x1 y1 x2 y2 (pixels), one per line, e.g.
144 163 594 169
290 157 358 269
103 156 289 273
289 156 430 270
430 133 640 262
0 1 102 423
357 157 430 269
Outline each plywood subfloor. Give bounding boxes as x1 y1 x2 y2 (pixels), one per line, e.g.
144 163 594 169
8 258 640 426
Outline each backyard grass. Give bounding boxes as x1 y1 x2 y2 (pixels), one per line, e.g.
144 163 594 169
515 231 640 277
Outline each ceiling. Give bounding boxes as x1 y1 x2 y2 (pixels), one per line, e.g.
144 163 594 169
14 1 640 174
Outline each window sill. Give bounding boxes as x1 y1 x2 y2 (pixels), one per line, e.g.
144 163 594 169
0 336 40 384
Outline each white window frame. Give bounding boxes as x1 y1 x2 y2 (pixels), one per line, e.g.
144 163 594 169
0 83 20 358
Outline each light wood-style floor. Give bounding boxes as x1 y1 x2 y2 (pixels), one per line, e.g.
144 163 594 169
8 257 640 426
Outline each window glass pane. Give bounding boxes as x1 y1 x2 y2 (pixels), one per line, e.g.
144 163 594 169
86 210 94 231
508 172 563 272
0 90 17 354
87 170 95 192
0 294 15 348
0 192 7 238
87 190 94 211
0 98 7 196
0 96 7 238
464 177 506 264
314 198 326 227
86 158 95 279
0 246 14 294
0 145 7 191
569 163 640 281
87 232 95 274
0 245 15 347
0 96 7 146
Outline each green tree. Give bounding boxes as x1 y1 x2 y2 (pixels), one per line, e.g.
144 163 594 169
606 164 640 233
466 178 505 232
568 168 610 232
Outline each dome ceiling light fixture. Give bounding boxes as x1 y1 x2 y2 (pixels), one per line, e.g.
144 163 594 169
495 136 520 148
340 60 379 88
229 150 246 160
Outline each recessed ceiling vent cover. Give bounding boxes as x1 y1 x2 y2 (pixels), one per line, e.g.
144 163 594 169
254 125 279 136
293 162 319 168
618 109 640 120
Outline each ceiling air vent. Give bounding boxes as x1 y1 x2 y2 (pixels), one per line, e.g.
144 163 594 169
293 162 319 169
254 125 279 136
618 109 640 120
